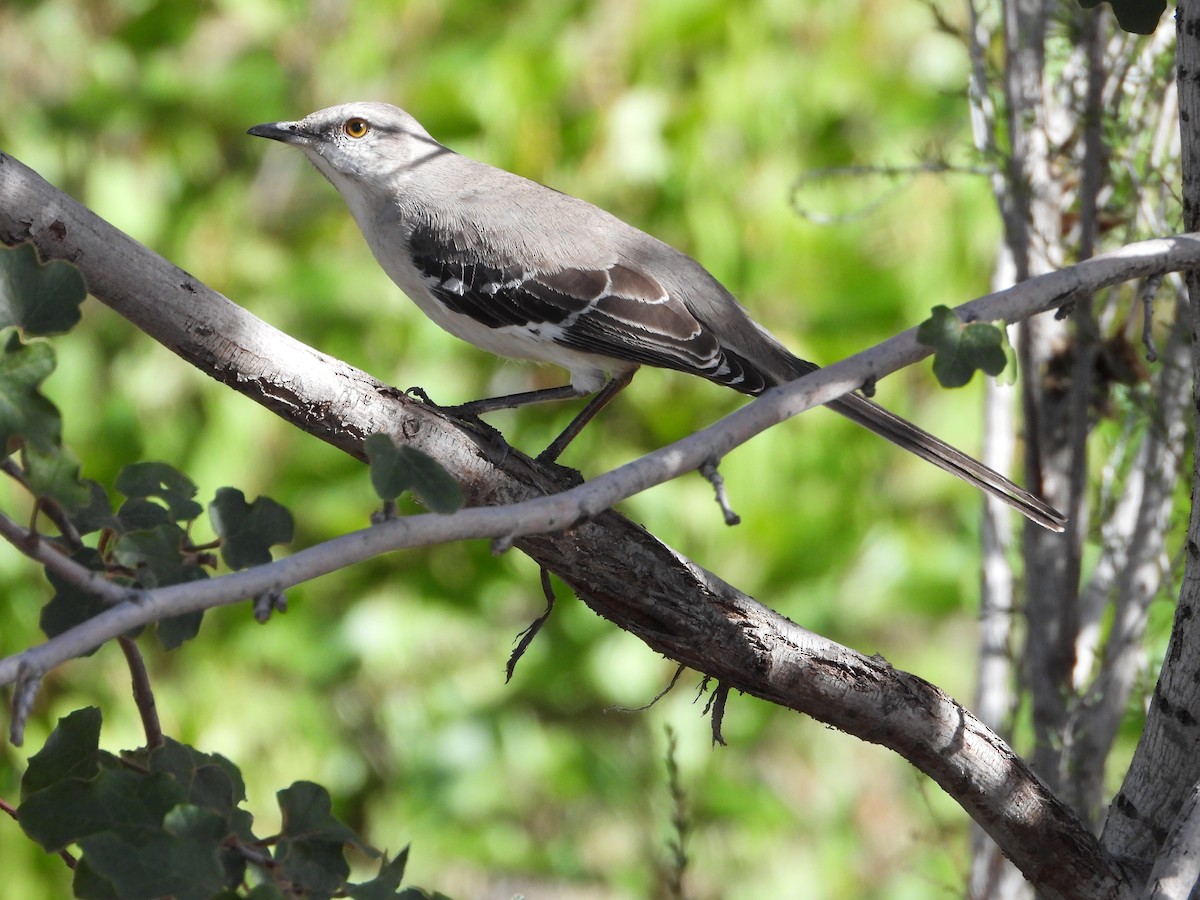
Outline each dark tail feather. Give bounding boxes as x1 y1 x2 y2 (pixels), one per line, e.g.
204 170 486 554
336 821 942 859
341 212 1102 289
828 391 1066 532
708 337 1064 530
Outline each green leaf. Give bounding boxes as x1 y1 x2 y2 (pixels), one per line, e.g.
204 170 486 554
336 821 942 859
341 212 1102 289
71 480 119 536
144 741 255 884
916 305 1008 388
156 601 207 651
147 739 248 825
348 848 411 899
1077 0 1165 34
113 523 191 588
0 328 61 453
40 549 122 645
0 242 87 337
277 781 367 848
208 487 294 569
111 523 209 647
365 433 464 514
20 707 104 800
274 781 374 893
79 805 229 900
115 461 203 522
73 857 122 900
116 497 173 532
19 767 184 852
21 441 92 513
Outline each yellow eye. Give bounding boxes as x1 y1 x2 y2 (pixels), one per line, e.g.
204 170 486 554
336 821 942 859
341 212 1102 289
343 117 369 139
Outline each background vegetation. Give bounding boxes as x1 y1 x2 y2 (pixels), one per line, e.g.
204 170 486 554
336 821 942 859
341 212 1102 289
0 1 1144 896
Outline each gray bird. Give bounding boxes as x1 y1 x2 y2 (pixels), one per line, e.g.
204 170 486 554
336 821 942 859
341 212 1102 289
248 102 1064 531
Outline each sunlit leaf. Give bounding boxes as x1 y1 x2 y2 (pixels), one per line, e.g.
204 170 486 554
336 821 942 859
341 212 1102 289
916 305 1008 388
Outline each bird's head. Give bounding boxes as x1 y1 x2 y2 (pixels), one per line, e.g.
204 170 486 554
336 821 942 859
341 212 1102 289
248 102 447 202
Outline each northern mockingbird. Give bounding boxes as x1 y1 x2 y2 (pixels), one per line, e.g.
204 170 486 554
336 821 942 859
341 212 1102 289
248 102 1064 531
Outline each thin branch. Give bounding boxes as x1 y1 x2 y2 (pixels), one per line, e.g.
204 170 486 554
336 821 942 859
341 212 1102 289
118 637 163 750
0 509 131 606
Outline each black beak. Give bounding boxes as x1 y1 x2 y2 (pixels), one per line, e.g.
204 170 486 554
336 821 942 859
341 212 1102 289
247 121 308 144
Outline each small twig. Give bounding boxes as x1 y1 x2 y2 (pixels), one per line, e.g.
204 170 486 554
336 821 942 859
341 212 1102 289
615 663 686 713
253 589 287 623
506 568 556 682
0 509 129 606
791 161 990 225
118 636 163 749
1140 274 1164 362
0 458 85 551
663 725 690 900
9 664 42 746
228 836 276 868
699 460 740 527
702 682 730 746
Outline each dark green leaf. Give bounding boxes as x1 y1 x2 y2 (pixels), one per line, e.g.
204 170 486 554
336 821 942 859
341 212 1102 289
916 305 1008 388
0 328 61 453
113 523 190 588
21 441 92 513
73 857 122 900
365 433 464 514
116 497 173 532
115 461 203 522
156 600 206 651
19 768 184 851
79 805 228 900
0 242 87 337
277 781 366 848
148 739 247 820
1077 0 1165 34
72 480 118 536
20 707 103 800
348 848 411 899
274 781 373 893
208 487 294 569
40 549 121 644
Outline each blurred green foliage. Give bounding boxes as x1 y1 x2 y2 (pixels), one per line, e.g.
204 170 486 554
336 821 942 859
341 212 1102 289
0 0 1112 897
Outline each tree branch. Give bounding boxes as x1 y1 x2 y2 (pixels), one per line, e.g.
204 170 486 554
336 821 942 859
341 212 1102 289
1100 6 1200 882
1 149 1184 899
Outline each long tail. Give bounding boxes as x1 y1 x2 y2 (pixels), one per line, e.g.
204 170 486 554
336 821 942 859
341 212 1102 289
827 390 1065 531
731 344 1066 532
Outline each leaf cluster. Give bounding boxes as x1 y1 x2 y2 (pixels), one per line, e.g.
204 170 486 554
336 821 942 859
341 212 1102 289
0 245 296 649
17 708 442 899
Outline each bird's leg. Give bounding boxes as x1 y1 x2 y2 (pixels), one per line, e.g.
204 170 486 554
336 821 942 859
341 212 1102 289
537 370 635 463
